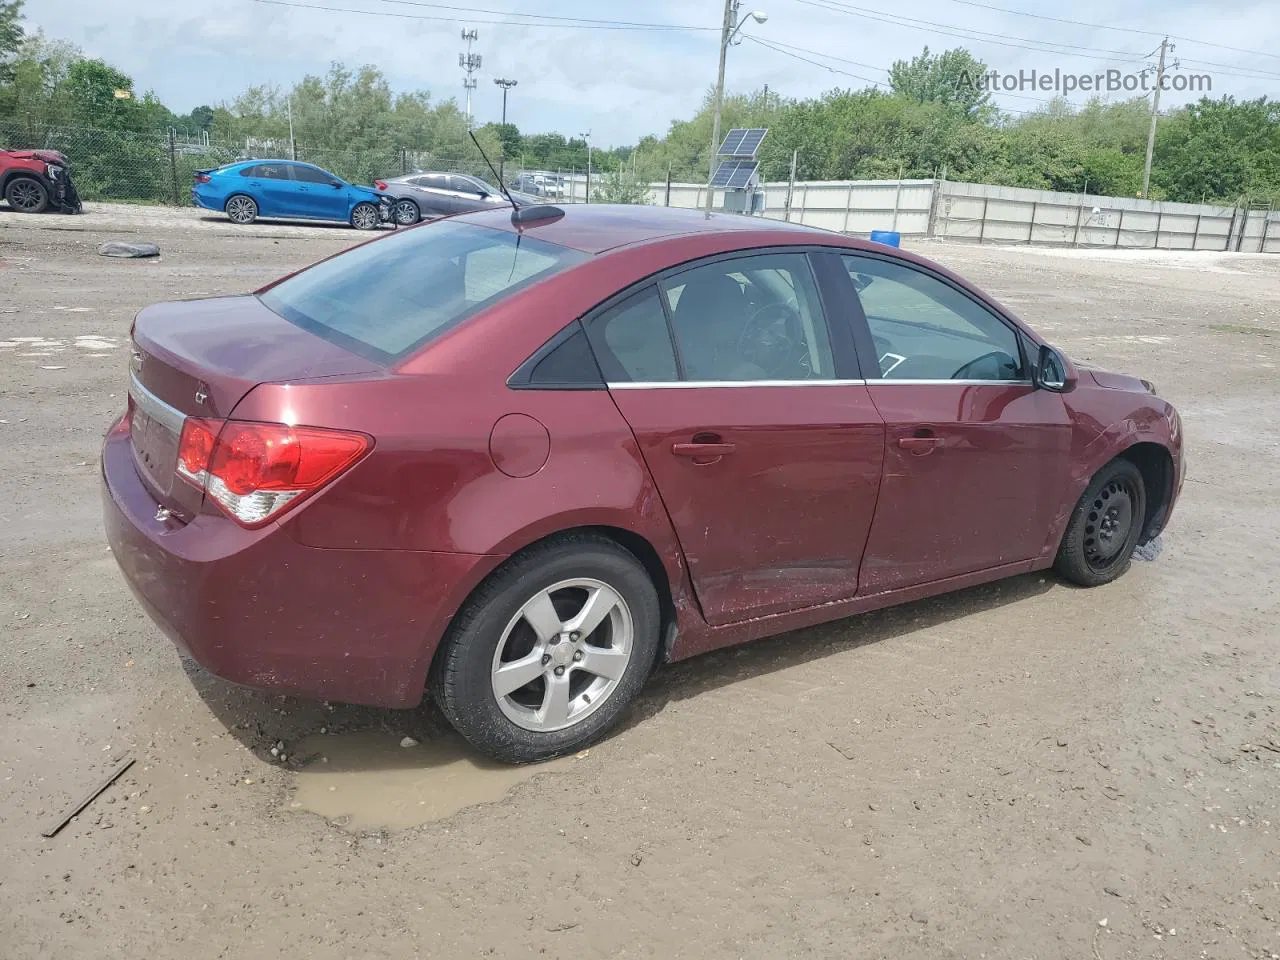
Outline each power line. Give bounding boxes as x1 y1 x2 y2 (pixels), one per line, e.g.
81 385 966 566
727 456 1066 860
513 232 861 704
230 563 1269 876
368 0 715 30
796 0 1280 83
795 0 1142 60
745 35 1080 115
744 36 887 88
1176 57 1280 81
252 0 717 31
930 0 1280 65
750 36 888 74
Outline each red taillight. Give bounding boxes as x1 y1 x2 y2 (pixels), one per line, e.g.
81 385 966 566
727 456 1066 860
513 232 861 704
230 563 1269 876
178 417 218 479
177 419 370 527
195 174 211 184
374 180 387 191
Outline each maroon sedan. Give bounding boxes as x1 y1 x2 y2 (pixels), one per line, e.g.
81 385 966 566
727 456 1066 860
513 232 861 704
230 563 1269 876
102 204 1184 763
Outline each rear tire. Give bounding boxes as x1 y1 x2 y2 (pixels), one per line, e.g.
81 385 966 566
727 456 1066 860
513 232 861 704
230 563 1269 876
350 201 380 230
225 194 258 225
392 198 420 225
1054 458 1147 587
431 534 661 764
5 176 50 214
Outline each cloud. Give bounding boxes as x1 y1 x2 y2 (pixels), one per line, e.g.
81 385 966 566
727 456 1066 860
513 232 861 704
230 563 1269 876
18 0 1280 144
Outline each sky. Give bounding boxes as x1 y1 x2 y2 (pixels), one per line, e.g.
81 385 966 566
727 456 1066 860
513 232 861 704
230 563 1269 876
18 0 1280 147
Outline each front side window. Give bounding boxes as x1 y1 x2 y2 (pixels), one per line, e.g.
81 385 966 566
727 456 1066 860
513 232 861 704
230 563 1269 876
291 164 335 184
842 255 1024 381
259 220 588 363
660 253 835 382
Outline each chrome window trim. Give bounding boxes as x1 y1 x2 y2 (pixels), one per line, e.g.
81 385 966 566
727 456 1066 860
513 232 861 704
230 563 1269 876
128 370 187 435
606 378 868 389
864 379 1034 386
605 378 1034 390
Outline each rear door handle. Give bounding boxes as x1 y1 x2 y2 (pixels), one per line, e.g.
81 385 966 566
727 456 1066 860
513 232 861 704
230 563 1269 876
672 441 736 457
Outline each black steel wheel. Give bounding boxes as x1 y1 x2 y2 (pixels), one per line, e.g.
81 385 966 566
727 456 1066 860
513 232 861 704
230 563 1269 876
1054 458 1147 587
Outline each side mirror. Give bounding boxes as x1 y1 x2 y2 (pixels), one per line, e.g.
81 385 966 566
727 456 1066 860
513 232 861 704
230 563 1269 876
1033 343 1076 392
330 180 343 189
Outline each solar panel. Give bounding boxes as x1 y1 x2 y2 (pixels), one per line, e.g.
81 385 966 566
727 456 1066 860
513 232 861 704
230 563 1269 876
738 128 767 157
718 129 747 157
710 160 759 189
717 127 768 159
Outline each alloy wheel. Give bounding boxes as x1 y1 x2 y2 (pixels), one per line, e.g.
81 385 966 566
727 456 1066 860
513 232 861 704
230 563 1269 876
9 180 44 211
226 197 256 224
352 204 378 230
393 200 419 225
490 578 634 733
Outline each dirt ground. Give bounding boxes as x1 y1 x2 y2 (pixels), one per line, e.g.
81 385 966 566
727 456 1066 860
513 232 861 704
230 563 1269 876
2 202 1279 960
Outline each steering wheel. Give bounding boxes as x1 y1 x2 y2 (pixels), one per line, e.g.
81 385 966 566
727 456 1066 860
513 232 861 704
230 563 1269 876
952 351 1012 380
737 301 805 376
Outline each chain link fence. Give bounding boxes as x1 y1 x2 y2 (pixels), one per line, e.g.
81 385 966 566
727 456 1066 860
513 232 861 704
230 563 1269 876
0 122 562 205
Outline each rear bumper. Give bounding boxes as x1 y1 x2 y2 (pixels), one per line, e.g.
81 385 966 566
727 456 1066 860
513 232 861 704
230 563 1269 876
101 426 494 708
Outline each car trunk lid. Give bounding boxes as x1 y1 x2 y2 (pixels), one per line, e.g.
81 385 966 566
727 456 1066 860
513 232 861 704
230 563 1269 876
127 295 380 517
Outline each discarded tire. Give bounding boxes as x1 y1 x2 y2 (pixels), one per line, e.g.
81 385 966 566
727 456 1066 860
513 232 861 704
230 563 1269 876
98 241 160 259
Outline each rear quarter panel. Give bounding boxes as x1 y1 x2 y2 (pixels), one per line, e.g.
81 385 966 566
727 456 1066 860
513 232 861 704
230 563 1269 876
231 372 697 666
232 374 690 585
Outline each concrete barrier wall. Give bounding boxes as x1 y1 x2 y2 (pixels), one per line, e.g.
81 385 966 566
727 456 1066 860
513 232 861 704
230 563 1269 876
646 176 1278 254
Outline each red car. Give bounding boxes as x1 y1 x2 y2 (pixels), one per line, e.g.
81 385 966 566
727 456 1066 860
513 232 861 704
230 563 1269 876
0 147 82 214
102 204 1184 763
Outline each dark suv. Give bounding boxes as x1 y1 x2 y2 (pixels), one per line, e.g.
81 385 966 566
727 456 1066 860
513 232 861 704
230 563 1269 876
0 148 83 214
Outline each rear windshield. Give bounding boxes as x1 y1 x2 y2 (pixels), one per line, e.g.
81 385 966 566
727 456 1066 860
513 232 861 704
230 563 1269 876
259 220 587 363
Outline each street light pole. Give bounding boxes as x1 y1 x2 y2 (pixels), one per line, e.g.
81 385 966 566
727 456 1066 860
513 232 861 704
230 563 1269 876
703 4 768 218
494 77 517 183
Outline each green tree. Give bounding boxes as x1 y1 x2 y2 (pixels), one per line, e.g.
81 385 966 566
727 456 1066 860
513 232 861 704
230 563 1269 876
0 0 23 83
889 46 993 120
591 166 651 204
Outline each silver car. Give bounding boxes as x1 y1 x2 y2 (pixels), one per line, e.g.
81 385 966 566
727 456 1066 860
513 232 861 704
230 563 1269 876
375 172 541 225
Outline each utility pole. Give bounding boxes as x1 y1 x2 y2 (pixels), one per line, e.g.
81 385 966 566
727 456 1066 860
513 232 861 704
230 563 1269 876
580 131 592 203
703 3 768 218
705 0 736 218
783 148 797 222
460 29 481 130
286 95 296 160
1141 37 1173 199
494 78 517 183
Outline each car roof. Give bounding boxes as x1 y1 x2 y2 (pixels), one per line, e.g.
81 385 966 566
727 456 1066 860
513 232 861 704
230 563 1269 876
451 203 858 255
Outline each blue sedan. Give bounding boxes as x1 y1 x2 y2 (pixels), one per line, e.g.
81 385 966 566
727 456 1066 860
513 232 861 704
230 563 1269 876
192 160 387 230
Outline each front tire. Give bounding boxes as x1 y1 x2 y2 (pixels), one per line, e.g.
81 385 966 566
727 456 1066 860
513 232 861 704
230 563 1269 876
225 194 258 225
350 201 380 230
6 176 50 213
431 535 661 764
1054 458 1147 587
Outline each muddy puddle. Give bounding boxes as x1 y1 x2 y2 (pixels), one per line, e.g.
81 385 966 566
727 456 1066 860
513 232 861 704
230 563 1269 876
285 730 576 831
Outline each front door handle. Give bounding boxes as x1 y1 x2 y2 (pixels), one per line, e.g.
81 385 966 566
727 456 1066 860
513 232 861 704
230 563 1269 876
672 441 736 457
898 433 943 455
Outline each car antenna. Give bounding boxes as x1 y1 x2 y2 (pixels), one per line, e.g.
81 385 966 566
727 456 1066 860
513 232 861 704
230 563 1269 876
468 131 564 227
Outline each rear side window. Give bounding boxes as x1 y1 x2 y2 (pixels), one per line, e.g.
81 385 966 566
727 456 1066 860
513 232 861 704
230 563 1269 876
259 220 588 363
242 163 290 180
586 287 679 383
